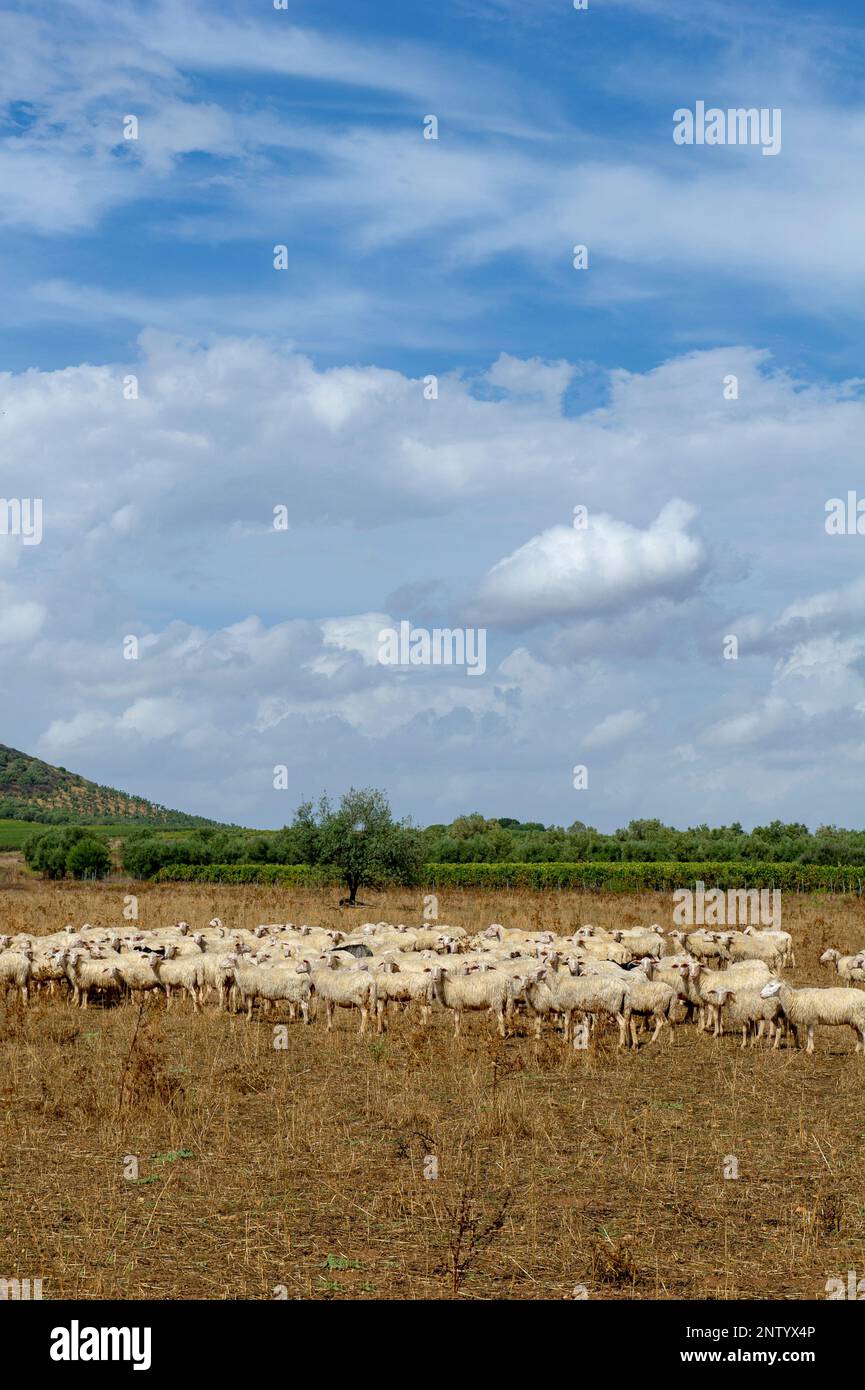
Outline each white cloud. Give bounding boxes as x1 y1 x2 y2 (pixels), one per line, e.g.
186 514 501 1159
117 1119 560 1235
0 587 46 645
485 353 574 404
584 709 647 749
40 710 113 751
472 501 706 629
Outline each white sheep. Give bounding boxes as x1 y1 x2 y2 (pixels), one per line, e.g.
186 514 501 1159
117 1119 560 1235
310 956 377 1034
198 950 243 1009
820 948 865 983
527 969 628 1047
0 946 33 1006
703 985 783 1047
669 930 730 964
760 979 865 1054
231 957 312 1023
372 958 438 1030
610 926 666 960
151 946 205 1012
744 926 795 966
28 945 73 998
621 977 687 1047
432 962 514 1038
677 959 771 1028
115 952 164 1004
718 931 784 971
65 951 124 1009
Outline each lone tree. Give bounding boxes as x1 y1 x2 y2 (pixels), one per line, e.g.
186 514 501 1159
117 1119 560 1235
312 787 423 906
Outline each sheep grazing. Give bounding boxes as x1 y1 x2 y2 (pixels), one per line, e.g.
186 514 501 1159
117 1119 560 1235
704 986 783 1048
760 980 865 1054
310 957 377 1034
820 948 865 983
432 962 514 1038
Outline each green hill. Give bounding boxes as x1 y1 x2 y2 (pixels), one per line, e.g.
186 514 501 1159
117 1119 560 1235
0 743 219 827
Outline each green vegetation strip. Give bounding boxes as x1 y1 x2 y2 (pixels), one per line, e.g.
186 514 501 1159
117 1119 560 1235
150 860 865 892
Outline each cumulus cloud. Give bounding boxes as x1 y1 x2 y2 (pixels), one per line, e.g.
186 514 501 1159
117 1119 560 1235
484 353 574 404
471 500 706 629
0 585 47 645
584 709 646 749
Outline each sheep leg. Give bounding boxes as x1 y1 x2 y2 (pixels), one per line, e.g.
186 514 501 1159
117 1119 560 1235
495 1006 506 1039
650 1015 665 1044
325 999 334 1032
246 996 254 1021
453 1009 461 1038
806 1025 815 1055
376 1000 387 1035
359 1004 369 1035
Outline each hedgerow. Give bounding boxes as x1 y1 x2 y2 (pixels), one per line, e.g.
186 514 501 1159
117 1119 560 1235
152 863 338 886
148 860 865 892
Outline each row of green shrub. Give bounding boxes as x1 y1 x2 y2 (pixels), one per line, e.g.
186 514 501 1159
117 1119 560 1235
152 863 340 886
149 860 865 892
423 861 865 891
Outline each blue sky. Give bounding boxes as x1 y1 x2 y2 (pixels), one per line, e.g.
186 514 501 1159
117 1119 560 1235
3 0 865 830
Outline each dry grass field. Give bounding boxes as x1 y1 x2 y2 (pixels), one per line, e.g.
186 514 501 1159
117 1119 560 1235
2 874 865 1301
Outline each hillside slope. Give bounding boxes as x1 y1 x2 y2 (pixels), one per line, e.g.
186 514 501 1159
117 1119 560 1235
0 743 218 826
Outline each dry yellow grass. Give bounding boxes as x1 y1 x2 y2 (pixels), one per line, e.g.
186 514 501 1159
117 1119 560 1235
1 878 865 1300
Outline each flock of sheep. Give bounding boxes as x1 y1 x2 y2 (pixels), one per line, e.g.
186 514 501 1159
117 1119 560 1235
2 916 865 1054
